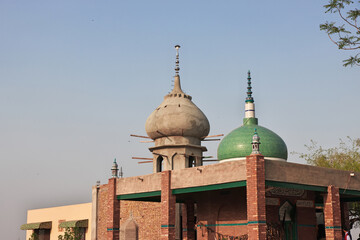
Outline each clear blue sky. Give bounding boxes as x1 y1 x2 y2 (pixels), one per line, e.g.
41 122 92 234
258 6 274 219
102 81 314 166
0 1 359 239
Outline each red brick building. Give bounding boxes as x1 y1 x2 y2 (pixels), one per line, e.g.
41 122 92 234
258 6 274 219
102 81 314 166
92 47 360 240
23 46 360 240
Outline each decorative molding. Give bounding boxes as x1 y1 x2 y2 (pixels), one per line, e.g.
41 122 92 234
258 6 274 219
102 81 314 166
296 200 314 208
266 198 280 206
268 187 305 197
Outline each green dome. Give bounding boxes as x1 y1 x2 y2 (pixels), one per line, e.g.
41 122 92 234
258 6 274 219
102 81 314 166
217 118 288 161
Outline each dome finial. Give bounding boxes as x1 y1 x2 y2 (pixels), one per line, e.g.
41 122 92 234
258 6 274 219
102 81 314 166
246 70 254 103
175 45 180 76
244 71 256 120
170 45 184 94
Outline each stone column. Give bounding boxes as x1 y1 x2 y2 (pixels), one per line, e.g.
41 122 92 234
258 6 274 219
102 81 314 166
106 178 120 240
246 154 266 240
324 185 342 240
161 171 176 240
182 201 196 240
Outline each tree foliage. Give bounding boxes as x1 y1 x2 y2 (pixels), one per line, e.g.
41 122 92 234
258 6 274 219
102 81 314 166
297 137 360 228
28 232 39 240
58 227 84 240
320 0 360 67
297 137 360 171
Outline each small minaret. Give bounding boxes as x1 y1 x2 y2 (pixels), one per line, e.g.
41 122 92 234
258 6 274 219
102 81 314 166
111 158 119 178
251 129 261 154
119 166 123 178
245 71 255 119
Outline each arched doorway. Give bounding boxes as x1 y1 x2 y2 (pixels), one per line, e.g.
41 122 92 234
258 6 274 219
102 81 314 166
156 156 164 172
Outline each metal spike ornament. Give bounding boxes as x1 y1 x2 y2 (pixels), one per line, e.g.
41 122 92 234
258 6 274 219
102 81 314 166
119 166 123 178
175 45 180 75
251 128 261 154
246 70 254 103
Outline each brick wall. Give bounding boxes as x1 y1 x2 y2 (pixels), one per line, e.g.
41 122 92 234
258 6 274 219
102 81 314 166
97 178 120 240
324 185 342 240
182 202 195 240
196 188 248 239
98 183 110 240
297 205 317 239
246 154 266 240
160 171 176 240
119 200 161 240
341 202 350 230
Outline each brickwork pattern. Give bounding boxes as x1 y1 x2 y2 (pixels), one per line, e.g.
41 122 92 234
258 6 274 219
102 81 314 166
97 179 120 240
246 154 266 240
297 206 317 239
182 202 195 240
98 183 110 240
324 185 342 240
161 171 176 240
195 189 248 239
119 200 161 240
341 202 350 231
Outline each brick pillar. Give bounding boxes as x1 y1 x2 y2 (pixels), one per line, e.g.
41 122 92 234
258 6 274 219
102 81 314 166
246 154 266 240
324 185 342 240
182 201 195 240
106 178 120 240
341 202 350 230
161 171 176 240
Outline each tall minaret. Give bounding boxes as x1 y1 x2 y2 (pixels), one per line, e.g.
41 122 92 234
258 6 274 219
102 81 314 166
145 46 210 172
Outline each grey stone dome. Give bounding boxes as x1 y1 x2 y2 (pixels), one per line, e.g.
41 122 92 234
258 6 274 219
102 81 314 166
145 75 210 140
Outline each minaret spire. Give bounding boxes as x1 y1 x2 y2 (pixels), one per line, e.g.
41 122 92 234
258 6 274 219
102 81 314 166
244 71 256 119
170 45 184 94
246 70 254 103
175 45 180 76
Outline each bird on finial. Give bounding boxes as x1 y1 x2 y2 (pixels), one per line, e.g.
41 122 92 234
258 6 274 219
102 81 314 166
175 45 180 76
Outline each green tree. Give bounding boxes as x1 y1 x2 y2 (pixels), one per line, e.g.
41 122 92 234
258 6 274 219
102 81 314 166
28 232 39 240
297 137 360 171
58 227 84 240
297 137 360 228
320 0 360 67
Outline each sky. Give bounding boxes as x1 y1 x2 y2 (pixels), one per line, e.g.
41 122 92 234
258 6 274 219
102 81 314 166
0 1 359 239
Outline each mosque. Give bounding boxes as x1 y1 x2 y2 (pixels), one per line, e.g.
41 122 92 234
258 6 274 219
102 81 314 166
21 46 360 240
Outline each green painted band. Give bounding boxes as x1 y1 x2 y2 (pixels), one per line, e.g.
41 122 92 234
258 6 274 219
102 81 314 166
325 226 341 229
265 180 327 192
183 228 187 232
340 188 360 196
161 225 175 228
107 228 119 231
248 221 266 225
117 190 161 200
298 224 316 228
172 181 246 195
